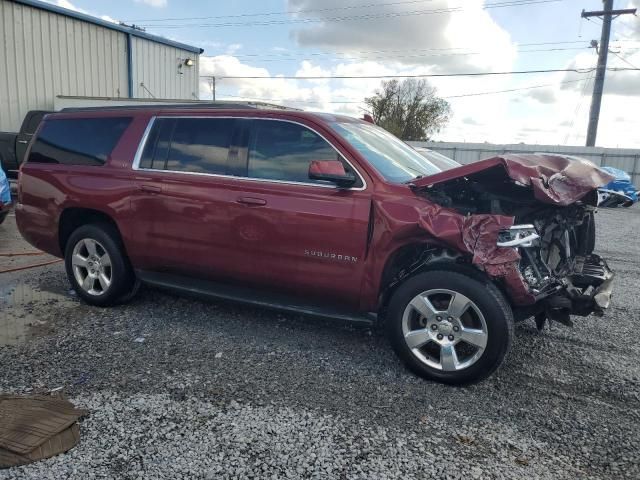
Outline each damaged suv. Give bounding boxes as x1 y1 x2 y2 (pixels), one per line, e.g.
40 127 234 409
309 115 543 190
16 106 615 384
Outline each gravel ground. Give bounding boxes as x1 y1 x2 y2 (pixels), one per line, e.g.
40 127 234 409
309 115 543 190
0 207 639 479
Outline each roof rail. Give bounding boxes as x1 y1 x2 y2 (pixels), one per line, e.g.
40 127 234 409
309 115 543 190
59 101 302 113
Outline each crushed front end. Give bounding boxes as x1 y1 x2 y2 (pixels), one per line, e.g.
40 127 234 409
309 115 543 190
498 206 614 327
410 154 616 328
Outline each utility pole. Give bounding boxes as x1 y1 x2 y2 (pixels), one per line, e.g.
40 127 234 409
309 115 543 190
200 75 217 101
582 1 636 146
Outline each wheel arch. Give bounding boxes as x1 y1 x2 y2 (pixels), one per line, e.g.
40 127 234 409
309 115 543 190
377 243 506 317
58 207 125 254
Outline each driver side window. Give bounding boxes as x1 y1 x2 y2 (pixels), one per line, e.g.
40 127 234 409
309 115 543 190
247 120 360 186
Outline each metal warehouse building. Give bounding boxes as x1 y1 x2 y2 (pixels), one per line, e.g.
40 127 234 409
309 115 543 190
0 0 203 132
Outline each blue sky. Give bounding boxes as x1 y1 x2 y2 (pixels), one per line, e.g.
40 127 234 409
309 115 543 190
51 0 640 147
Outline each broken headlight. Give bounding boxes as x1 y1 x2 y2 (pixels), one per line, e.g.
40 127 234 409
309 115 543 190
497 224 540 248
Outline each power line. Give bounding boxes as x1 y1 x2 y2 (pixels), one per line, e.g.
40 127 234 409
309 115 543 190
145 0 561 29
212 77 592 105
124 0 441 22
563 70 596 145
201 67 639 81
253 48 590 63
220 41 593 60
610 50 639 70
444 77 589 98
207 46 594 64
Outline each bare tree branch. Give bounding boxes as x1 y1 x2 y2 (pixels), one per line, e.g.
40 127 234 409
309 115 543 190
365 79 451 141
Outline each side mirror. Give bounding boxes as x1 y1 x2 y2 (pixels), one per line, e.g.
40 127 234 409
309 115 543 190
308 160 356 188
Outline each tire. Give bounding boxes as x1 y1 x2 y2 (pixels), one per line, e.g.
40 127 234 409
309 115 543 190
0 211 7 225
386 270 514 385
64 223 136 307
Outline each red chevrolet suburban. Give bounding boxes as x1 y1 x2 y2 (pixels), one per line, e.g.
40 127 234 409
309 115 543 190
16 105 614 384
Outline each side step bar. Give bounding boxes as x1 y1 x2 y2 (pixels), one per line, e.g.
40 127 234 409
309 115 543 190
137 270 376 326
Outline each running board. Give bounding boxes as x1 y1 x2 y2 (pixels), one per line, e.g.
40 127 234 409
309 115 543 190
136 270 376 325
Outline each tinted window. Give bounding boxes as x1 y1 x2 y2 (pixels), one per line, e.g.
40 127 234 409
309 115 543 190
28 117 131 166
165 118 233 174
248 120 357 185
139 118 176 170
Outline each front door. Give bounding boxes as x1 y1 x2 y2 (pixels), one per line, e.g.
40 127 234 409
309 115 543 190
226 119 372 308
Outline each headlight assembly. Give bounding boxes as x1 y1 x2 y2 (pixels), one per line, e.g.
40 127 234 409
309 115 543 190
497 224 540 248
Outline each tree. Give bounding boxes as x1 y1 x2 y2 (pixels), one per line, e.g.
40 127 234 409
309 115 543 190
364 79 451 141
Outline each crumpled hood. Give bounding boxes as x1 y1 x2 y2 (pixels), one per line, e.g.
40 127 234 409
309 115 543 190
410 154 615 206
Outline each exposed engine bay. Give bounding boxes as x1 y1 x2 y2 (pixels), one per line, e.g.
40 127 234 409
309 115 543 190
412 158 615 328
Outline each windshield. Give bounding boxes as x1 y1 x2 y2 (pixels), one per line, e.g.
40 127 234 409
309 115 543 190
329 121 441 183
415 148 461 171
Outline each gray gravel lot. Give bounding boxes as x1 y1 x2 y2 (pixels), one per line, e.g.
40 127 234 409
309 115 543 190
0 207 639 479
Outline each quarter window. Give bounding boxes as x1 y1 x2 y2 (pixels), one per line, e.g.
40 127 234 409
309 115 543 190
28 117 131 166
247 120 359 186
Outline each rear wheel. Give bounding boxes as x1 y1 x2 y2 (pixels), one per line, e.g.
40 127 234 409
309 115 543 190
386 270 513 385
64 223 136 306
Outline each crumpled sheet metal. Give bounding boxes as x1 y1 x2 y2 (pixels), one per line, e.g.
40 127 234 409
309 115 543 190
416 203 536 305
411 154 615 207
0 394 88 469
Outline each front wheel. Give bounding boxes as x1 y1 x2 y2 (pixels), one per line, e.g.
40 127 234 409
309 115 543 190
386 270 514 385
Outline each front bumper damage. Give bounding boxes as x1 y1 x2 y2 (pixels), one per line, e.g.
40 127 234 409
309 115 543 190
518 252 614 327
409 154 617 327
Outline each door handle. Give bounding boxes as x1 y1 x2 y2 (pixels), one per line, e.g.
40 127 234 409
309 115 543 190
140 184 161 194
17 140 28 144
236 196 266 206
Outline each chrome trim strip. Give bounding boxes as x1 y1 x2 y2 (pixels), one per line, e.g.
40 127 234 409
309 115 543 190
132 116 156 170
131 115 367 191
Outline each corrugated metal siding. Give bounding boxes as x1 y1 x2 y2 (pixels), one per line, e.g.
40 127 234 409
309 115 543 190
0 0 128 131
409 141 640 187
131 36 199 101
0 0 200 133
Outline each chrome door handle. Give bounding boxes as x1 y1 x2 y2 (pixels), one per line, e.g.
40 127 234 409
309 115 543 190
17 140 28 144
236 196 266 206
140 184 161 194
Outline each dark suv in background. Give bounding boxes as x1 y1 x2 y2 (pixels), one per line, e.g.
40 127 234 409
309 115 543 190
16 105 614 384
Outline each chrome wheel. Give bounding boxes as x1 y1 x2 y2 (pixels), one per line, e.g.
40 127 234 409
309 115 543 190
401 289 488 371
71 238 112 296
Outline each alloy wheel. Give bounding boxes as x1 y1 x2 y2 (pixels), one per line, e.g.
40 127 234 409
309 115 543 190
401 289 488 371
71 238 112 296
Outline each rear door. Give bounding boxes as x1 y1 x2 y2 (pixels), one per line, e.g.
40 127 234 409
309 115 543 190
226 118 372 308
131 116 243 279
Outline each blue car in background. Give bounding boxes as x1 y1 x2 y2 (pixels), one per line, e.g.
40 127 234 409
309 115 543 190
0 164 11 224
598 166 639 208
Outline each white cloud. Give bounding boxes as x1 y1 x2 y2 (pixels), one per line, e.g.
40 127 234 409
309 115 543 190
195 0 640 148
226 44 243 55
288 0 515 72
135 0 168 8
44 0 117 23
526 88 557 104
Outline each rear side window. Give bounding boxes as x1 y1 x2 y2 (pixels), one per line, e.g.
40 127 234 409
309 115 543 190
138 117 233 175
248 120 359 185
28 117 131 166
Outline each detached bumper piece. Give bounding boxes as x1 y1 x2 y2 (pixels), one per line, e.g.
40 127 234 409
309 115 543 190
541 254 614 327
566 255 614 314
